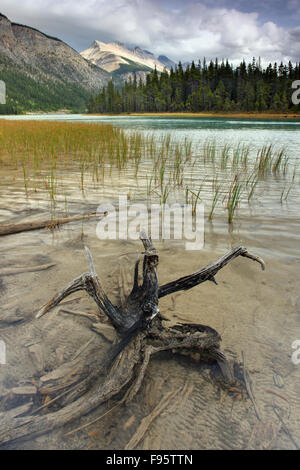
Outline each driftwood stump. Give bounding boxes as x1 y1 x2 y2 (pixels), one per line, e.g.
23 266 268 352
0 231 265 447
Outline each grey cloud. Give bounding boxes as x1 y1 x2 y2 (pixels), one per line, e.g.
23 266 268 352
0 0 299 64
289 26 300 40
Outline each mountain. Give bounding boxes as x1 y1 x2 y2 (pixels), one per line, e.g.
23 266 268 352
81 40 174 82
0 13 110 113
157 55 176 70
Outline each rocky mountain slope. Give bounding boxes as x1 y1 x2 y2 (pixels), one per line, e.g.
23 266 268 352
157 55 177 70
0 12 177 113
0 13 110 112
0 13 109 89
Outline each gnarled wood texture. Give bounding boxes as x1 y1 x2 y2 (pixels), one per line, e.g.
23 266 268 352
0 232 264 447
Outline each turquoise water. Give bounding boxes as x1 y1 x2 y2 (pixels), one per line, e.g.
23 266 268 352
2 114 300 258
1 114 299 450
5 113 300 161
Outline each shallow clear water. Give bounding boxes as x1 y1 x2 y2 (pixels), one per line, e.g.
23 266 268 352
2 114 300 259
1 115 300 450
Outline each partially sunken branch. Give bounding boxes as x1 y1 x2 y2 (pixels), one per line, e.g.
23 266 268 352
158 246 265 298
0 213 99 237
0 233 264 447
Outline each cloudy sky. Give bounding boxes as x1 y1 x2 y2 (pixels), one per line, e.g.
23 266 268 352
1 0 300 64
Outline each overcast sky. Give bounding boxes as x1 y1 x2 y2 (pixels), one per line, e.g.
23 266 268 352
1 0 300 65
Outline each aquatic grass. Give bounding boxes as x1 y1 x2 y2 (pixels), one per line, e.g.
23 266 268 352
152 182 171 205
173 144 185 186
280 181 294 203
208 182 222 221
201 139 217 165
232 144 241 169
245 171 259 202
160 184 171 204
21 160 28 195
241 145 250 168
48 163 57 202
282 155 290 176
0 120 154 195
247 177 258 202
156 154 167 191
146 175 155 196
255 144 290 178
80 161 86 192
284 183 293 202
280 186 285 204
220 143 231 169
64 193 69 217
229 143 251 171
186 185 204 215
256 144 273 175
165 134 171 155
226 175 243 224
272 149 285 174
184 137 192 162
0 120 295 227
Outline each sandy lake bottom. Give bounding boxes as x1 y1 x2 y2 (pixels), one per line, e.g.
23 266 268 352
0 115 299 449
0 208 299 450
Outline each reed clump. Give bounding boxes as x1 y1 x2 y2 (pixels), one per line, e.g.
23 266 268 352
0 119 296 226
0 120 149 197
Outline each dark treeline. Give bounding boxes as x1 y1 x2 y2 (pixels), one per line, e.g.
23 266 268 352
87 58 300 114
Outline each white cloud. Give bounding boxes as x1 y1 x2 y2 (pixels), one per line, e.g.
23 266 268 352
0 0 299 64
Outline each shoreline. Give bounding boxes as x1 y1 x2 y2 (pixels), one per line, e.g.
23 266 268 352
2 110 299 120
89 111 300 119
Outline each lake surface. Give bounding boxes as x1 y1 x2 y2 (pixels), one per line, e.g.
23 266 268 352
2 114 300 259
0 114 300 450
5 113 300 152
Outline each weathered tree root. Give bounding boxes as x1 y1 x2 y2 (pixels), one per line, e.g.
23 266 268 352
0 231 265 447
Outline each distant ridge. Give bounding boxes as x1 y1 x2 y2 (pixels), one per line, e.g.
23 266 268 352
0 12 110 112
81 40 175 82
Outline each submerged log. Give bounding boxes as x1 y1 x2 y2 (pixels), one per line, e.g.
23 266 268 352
0 231 265 447
0 213 99 237
0 263 55 277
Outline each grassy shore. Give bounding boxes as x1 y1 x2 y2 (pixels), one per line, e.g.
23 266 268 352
89 112 300 119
